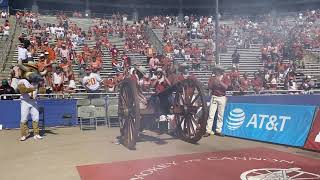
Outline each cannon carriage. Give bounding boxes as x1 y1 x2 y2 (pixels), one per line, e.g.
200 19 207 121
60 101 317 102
118 74 208 150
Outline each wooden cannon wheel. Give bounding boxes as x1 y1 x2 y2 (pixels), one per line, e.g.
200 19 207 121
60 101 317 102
118 79 140 150
171 78 208 143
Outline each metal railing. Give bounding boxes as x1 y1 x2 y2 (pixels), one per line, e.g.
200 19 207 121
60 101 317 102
1 16 18 72
144 25 163 55
1 89 320 100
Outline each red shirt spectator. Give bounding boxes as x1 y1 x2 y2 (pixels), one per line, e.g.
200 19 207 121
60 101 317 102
251 74 263 93
149 55 160 70
240 74 251 91
121 54 131 68
110 45 119 59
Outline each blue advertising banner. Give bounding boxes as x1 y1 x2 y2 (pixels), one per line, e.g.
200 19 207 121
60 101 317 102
222 103 316 147
0 99 77 129
0 0 8 7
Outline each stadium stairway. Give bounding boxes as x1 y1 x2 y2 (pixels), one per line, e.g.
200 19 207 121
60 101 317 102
0 17 24 81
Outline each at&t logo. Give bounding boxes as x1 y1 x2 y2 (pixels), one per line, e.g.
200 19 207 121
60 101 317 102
226 108 290 132
227 108 246 130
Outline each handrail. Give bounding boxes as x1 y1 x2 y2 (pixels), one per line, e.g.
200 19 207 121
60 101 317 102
1 15 18 72
144 25 163 55
1 89 320 100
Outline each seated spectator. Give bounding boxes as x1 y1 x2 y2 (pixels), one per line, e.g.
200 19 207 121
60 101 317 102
268 73 278 90
59 57 70 72
149 53 160 76
58 44 70 62
90 57 102 72
103 77 116 92
286 75 298 94
240 73 251 92
0 79 16 100
300 75 314 93
121 52 131 69
112 59 123 72
3 20 10 41
229 67 240 81
82 68 103 96
251 72 264 93
110 45 119 62
10 65 21 92
164 42 173 55
192 57 200 70
64 79 77 94
52 67 64 93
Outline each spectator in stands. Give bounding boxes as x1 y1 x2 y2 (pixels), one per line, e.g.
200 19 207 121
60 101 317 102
286 74 298 94
252 72 264 93
112 58 123 72
268 73 278 91
145 44 155 63
110 45 119 62
9 66 20 93
52 66 64 93
17 42 28 63
192 56 200 71
164 42 173 55
103 76 116 93
300 75 315 94
64 79 77 94
90 56 102 72
0 79 16 100
205 67 228 137
149 53 160 77
232 49 240 69
82 68 103 98
58 44 70 62
121 52 131 70
240 73 251 92
2 19 10 41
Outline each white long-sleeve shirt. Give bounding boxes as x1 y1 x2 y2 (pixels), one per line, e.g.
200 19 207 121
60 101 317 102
18 47 28 61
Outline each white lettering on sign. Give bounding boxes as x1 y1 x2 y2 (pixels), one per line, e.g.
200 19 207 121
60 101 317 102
246 114 290 131
130 156 294 179
206 157 293 163
130 161 177 180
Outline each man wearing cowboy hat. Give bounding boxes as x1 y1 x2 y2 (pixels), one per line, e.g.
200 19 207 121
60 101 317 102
204 66 228 137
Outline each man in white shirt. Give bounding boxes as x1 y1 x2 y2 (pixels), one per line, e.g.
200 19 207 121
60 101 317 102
149 54 160 77
17 43 28 63
18 73 44 141
3 22 9 40
82 68 103 98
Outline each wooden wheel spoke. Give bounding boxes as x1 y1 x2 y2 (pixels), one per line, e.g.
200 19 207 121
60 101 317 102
190 115 201 130
190 94 200 105
178 92 186 105
184 117 190 137
186 116 196 136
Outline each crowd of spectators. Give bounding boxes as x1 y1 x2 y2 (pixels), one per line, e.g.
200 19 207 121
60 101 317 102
146 10 320 94
1 9 320 99
0 10 10 41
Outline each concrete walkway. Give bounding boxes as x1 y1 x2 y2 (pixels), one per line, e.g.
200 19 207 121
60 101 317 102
0 127 319 180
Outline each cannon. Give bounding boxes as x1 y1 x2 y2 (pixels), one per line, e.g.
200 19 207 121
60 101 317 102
117 75 208 150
